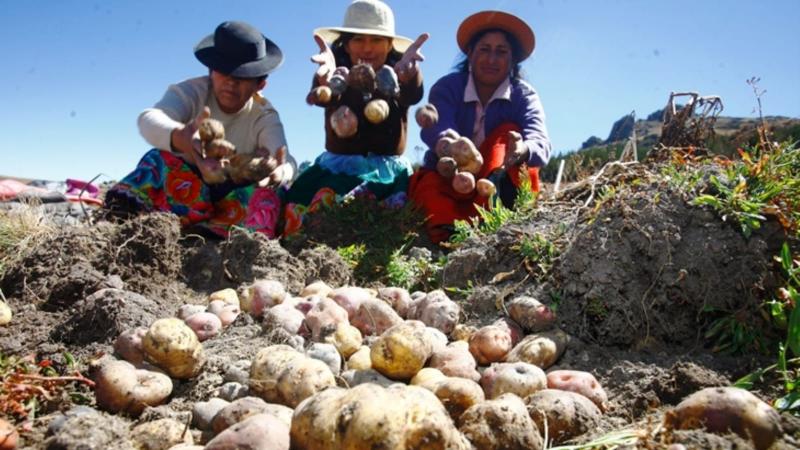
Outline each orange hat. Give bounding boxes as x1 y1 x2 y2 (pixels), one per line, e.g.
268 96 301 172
457 11 535 60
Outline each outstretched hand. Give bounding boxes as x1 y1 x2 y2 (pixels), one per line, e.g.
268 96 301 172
395 33 429 83
311 34 336 84
503 131 529 167
171 106 210 162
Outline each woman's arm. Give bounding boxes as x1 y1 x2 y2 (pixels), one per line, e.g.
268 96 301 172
516 84 552 167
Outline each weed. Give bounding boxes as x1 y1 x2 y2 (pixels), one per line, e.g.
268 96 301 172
0 203 56 278
445 280 475 298
586 298 608 319
336 243 366 270
386 250 445 291
515 233 559 280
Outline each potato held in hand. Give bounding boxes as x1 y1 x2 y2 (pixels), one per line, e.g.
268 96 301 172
364 99 390 124
452 171 476 194
142 318 206 379
330 105 358 138
415 103 439 129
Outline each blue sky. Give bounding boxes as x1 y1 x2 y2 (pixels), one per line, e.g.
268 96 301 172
2 0 798 182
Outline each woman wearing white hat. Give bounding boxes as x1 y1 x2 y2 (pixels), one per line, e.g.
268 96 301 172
408 11 552 244
283 0 429 236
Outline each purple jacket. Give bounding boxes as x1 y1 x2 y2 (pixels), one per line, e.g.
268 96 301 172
421 71 551 170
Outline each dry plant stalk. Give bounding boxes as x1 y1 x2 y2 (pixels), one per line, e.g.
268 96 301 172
659 91 723 149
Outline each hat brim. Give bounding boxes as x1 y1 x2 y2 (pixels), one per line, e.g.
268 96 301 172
314 26 413 53
194 33 284 78
457 11 535 60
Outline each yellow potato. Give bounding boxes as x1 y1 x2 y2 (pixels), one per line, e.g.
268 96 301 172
142 318 205 379
371 321 433 380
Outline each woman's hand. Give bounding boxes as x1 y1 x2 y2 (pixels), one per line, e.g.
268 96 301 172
257 146 289 188
311 34 336 84
503 130 529 167
170 106 209 160
395 33 429 83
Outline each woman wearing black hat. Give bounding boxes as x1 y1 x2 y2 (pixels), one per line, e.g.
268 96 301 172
105 21 295 238
408 11 552 244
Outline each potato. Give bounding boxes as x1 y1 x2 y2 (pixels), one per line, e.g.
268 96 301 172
192 397 230 431
459 393 543 450
546 370 608 411
176 304 205 321
0 301 12 326
664 387 782 450
212 396 293 433
506 328 569 370
92 359 172 415
206 413 290 450
476 178 496 197
341 368 396 388
345 346 371 371
481 362 546 399
506 296 556 332
429 341 480 382
242 279 286 317
304 297 349 341
451 324 477 342
432 376 485 421
525 389 601 444
377 287 413 318
364 98 390 124
199 117 224 142
208 288 240 307
183 312 222 341
330 286 373 319
290 384 471 450
351 297 403 336
300 280 333 298
371 320 433 380
131 418 193 450
409 290 461 335
425 327 449 354
249 345 336 408
0 418 18 450
330 105 358 138
415 103 439 129
410 367 448 391
142 318 205 379
207 300 241 326
291 295 320 316
469 325 513 365
167 445 203 450
306 343 341 377
324 323 363 359
262 302 305 335
114 327 148 364
436 156 458 179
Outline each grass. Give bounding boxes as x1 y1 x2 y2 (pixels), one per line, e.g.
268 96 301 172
0 201 56 279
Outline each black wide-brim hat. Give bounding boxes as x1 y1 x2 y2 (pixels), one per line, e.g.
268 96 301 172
194 21 283 78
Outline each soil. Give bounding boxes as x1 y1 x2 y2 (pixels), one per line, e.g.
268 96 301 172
1 162 798 449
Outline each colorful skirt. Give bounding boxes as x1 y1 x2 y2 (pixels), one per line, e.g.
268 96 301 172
283 152 413 237
104 149 281 238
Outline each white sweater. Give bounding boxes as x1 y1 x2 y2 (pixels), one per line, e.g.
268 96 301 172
138 76 296 180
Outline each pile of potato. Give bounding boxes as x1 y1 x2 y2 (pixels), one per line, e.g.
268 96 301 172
77 279 782 449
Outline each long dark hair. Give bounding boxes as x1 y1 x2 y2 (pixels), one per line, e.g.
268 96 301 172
331 32 404 68
454 28 525 80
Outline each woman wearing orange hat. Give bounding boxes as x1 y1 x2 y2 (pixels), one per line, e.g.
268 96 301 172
409 11 551 244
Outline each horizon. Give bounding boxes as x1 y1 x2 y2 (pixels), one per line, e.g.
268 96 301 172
2 0 798 182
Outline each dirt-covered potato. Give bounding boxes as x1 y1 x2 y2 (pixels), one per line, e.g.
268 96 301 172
142 318 205 379
351 297 402 336
324 323 362 359
408 290 461 335
300 280 333 298
242 279 286 317
304 297 349 341
183 311 221 342
198 117 224 142
506 296 556 332
425 326 449 354
481 362 547 399
211 396 293 434
432 376 485 421
205 413 290 450
306 342 341 377
113 327 148 364
207 300 240 327
330 286 373 319
525 389 601 444
290 384 471 450
131 418 193 450
459 393 542 450
410 367 447 391
429 341 480 382
262 302 305 335
469 325 513 365
192 397 229 431
345 345 372 371
249 345 336 408
371 320 434 380
92 358 172 415
664 387 782 450
506 328 569 369
546 370 608 411
377 286 412 318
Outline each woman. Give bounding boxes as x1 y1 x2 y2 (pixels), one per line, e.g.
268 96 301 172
409 11 551 243
104 21 295 238
283 0 428 236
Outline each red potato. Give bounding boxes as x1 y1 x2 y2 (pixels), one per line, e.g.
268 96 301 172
0 418 18 450
290 296 320 316
476 178 496 197
205 413 290 450
131 418 193 449
114 327 148 365
330 286 373 319
262 302 306 335
183 312 222 341
469 325 513 365
304 297 349 341
212 396 293 434
546 370 608 412
459 394 543 450
452 171 476 194
377 287 412 319
409 290 461 335
415 104 439 129
92 359 172 416
207 301 240 327
481 362 547 399
493 317 524 346
506 296 556 332
506 328 569 370
436 157 458 179
242 280 286 317
351 297 403 336
525 389 601 444
429 341 480 382
664 387 782 450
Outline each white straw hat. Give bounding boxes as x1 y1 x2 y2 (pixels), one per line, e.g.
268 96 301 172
314 0 413 52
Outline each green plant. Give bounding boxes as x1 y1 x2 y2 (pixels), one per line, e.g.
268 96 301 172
336 243 366 270
704 306 768 354
386 250 445 291
515 233 558 279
